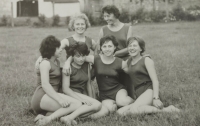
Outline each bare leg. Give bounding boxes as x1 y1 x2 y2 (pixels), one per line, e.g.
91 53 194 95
36 93 82 126
116 89 134 107
60 92 101 125
90 99 117 119
118 89 180 116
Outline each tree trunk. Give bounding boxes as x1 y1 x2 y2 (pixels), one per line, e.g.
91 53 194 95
165 0 169 21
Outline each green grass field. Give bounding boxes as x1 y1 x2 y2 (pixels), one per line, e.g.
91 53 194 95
0 21 200 126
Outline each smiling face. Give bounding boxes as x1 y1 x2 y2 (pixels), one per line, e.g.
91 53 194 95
73 52 86 66
101 40 116 57
103 12 117 25
73 18 86 35
128 40 142 57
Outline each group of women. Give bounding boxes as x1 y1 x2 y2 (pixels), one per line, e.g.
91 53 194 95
31 5 180 126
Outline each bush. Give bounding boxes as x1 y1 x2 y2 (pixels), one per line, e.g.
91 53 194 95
1 15 9 26
171 4 186 20
26 18 31 26
83 11 106 26
149 10 166 22
119 8 130 23
131 7 147 23
37 14 48 27
52 15 60 27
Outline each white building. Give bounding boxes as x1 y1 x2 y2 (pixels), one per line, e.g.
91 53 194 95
0 0 81 18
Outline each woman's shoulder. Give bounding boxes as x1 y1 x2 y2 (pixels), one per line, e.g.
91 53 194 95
39 59 51 69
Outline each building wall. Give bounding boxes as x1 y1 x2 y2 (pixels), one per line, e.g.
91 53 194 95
0 0 17 18
39 0 81 17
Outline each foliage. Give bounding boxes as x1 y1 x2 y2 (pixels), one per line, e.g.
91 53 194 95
83 11 106 26
119 8 130 23
52 15 60 27
171 4 199 21
149 10 166 22
1 15 9 26
33 14 49 27
130 7 147 23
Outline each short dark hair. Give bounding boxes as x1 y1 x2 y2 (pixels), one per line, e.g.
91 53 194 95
102 5 120 19
39 35 60 59
100 35 118 52
127 37 145 54
66 42 90 57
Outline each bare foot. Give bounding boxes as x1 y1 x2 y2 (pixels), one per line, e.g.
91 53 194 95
117 105 131 116
34 114 44 123
164 105 180 112
36 116 52 126
111 104 117 112
60 116 77 126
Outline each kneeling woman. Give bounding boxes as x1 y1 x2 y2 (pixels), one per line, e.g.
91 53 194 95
60 43 101 124
31 35 82 125
117 37 180 115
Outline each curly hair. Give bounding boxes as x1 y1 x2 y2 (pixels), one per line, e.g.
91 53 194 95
102 5 120 19
39 35 60 59
68 13 91 31
66 42 90 57
100 35 118 53
127 37 146 54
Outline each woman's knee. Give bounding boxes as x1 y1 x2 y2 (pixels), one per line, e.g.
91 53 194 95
116 89 133 107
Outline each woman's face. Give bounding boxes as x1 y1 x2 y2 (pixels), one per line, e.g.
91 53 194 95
73 18 86 34
103 12 117 25
101 40 116 57
128 40 142 57
73 52 86 66
54 46 63 58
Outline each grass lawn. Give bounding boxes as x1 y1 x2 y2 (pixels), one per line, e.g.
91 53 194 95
0 21 200 126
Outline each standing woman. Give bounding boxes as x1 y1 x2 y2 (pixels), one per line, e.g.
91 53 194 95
96 5 132 60
117 37 180 115
61 13 96 58
31 35 82 125
95 5 133 91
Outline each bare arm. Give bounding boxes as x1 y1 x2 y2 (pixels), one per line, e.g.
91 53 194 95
145 57 163 108
85 55 94 64
62 72 92 105
40 61 64 105
145 57 159 98
114 26 133 57
63 56 73 75
62 73 83 101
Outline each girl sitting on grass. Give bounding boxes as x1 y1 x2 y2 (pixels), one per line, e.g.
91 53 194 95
64 35 134 119
117 37 180 115
60 43 101 125
31 35 82 125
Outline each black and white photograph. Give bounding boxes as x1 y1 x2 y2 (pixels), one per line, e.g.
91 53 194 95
0 0 200 125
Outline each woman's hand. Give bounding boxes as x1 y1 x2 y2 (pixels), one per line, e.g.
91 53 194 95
58 99 70 108
81 99 92 106
62 63 71 76
153 99 164 109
